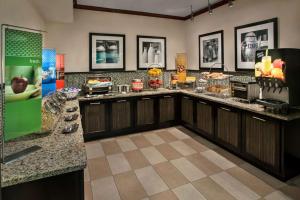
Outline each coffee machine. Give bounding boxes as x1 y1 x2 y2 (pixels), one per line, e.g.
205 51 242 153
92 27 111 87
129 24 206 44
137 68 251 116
255 48 300 114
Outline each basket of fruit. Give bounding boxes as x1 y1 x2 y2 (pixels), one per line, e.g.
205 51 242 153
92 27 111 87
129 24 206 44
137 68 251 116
147 68 163 89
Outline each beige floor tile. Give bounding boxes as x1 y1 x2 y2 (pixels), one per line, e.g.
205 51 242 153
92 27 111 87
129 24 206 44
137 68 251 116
107 153 131 175
240 163 286 189
91 176 120 200
154 162 189 189
227 167 275 197
84 181 93 200
169 141 197 156
150 190 179 200
131 135 152 148
114 171 147 200
156 131 178 143
186 153 222 176
144 133 165 146
141 146 167 165
264 191 292 200
278 184 300 200
168 128 190 140
214 147 246 166
116 137 138 152
172 183 207 200
171 157 206 182
84 167 90 182
88 157 111 180
182 138 208 152
201 150 235 170
192 177 236 200
156 143 182 160
211 171 261 200
85 141 105 159
124 149 150 169
101 140 122 155
135 166 169 196
176 126 199 138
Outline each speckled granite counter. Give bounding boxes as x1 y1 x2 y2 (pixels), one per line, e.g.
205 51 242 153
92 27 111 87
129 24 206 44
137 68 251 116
1 100 87 188
78 88 300 121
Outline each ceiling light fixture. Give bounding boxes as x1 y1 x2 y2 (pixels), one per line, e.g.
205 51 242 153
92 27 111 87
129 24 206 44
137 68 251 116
208 0 213 15
228 0 234 8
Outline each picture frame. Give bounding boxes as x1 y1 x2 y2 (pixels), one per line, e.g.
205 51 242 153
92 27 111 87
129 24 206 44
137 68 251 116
89 33 125 71
235 18 278 71
137 35 166 70
199 30 224 71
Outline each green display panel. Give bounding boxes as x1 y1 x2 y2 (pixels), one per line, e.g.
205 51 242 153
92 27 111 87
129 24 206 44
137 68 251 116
4 28 42 141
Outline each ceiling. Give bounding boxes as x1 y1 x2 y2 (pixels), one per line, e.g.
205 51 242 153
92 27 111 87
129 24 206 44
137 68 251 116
76 0 224 18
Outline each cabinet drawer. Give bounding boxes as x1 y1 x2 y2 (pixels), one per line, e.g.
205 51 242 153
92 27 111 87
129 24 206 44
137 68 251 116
111 100 131 131
84 102 107 134
159 95 175 123
181 96 194 126
137 98 155 126
196 100 213 136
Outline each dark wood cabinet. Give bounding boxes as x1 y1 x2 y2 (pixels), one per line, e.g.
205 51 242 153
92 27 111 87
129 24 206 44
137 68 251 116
159 95 176 123
181 96 194 126
111 99 132 131
196 100 214 137
216 106 241 152
137 97 155 126
244 114 280 170
83 101 107 135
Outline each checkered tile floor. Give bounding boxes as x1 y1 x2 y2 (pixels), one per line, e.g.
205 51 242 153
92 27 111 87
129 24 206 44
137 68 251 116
84 126 300 200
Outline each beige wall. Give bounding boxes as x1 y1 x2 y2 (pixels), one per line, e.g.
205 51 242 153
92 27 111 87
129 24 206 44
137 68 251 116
185 0 300 71
46 9 186 72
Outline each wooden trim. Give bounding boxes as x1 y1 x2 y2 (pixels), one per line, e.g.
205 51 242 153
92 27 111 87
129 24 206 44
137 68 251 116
74 0 230 21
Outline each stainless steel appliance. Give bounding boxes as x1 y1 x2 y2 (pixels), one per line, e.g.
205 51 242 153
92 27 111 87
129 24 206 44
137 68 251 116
83 76 113 95
230 80 260 102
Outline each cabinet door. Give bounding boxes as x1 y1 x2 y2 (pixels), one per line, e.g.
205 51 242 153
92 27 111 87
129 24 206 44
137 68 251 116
216 106 240 151
196 100 213 136
159 95 175 123
111 100 131 131
137 97 155 126
244 114 280 169
181 96 194 126
84 102 107 134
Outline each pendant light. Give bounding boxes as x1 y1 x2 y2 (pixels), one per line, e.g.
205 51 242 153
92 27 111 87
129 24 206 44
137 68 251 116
208 0 213 15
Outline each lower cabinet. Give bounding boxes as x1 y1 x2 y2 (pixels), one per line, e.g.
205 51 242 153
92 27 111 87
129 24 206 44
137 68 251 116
181 96 194 126
244 114 280 170
159 95 176 124
216 106 241 152
111 99 132 131
83 101 107 135
196 100 214 137
137 97 155 126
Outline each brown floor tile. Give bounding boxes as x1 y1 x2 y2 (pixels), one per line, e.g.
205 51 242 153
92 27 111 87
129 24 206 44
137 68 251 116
84 181 93 200
214 147 246 166
131 135 152 148
227 167 275 197
84 167 90 182
124 150 150 169
176 126 199 138
192 177 236 200
114 171 147 200
193 136 219 150
156 131 178 143
186 153 222 176
156 143 182 160
154 162 189 189
150 190 179 200
279 184 300 200
101 140 122 155
88 157 111 180
182 138 208 152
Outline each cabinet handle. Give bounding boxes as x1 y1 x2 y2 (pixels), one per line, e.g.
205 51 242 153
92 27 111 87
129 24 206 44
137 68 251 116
141 98 151 100
220 107 231 112
252 116 266 122
163 96 172 98
198 101 207 105
90 102 101 105
183 96 190 100
116 100 127 103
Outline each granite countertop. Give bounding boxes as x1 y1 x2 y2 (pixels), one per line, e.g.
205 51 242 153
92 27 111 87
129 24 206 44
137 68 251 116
1 100 87 188
79 88 300 121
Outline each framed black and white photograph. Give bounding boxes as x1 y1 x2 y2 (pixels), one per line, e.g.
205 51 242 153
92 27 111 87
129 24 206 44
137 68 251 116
199 30 224 70
235 18 278 71
89 33 125 71
137 36 166 69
